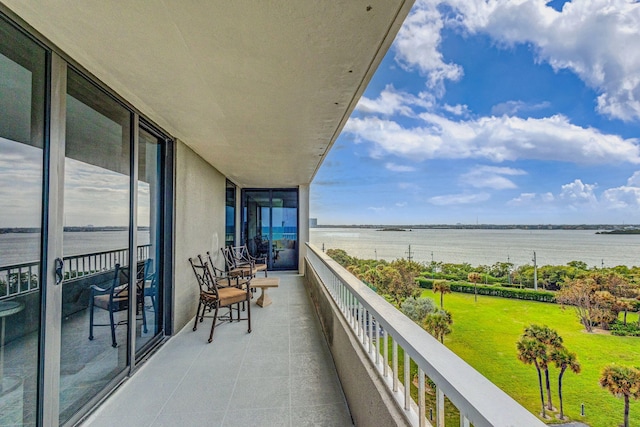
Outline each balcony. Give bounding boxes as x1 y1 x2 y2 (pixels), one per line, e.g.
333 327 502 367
78 244 544 427
81 272 352 427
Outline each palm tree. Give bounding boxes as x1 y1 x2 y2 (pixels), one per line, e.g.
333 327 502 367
433 280 451 309
599 364 640 427
551 347 581 420
524 324 563 411
517 336 547 419
468 272 482 302
423 310 452 343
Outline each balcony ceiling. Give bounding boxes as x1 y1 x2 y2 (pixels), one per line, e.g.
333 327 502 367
3 1 413 187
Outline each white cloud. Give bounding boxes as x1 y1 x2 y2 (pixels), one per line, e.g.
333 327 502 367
396 202 408 207
445 0 640 121
507 191 555 206
627 171 640 186
429 192 490 205
443 103 470 116
393 1 464 95
356 85 434 116
461 165 526 190
559 179 598 204
541 192 555 203
508 192 537 206
344 114 640 164
601 186 640 209
385 162 417 172
491 100 551 116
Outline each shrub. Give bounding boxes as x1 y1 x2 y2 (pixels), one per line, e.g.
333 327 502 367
610 320 640 337
416 278 556 303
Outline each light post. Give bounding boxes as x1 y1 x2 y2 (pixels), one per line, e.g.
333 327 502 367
533 251 538 290
431 251 434 279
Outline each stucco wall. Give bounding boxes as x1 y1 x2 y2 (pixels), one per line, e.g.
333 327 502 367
304 258 412 427
173 141 226 332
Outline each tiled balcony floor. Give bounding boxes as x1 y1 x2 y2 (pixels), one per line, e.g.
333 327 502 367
82 272 353 427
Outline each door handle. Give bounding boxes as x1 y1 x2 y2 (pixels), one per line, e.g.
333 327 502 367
55 258 64 285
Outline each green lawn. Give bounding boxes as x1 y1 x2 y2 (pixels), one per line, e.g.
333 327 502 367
420 290 640 427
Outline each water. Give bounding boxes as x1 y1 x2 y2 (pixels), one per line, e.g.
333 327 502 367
0 231 150 267
3 228 640 269
310 228 640 268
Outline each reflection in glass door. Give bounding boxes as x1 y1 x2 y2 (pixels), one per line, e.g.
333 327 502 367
60 68 131 424
0 18 46 427
271 191 298 270
242 189 298 271
136 127 163 353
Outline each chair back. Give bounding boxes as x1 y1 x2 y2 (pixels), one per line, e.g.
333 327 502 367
189 257 219 298
206 252 231 280
221 246 238 271
109 264 131 310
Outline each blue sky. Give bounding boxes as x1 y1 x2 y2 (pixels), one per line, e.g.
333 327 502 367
311 0 640 225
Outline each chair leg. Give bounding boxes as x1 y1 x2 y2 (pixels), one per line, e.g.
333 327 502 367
193 300 202 331
89 298 95 340
208 305 220 343
109 307 117 348
247 297 251 333
141 294 148 334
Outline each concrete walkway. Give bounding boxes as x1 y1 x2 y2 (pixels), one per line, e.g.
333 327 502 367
81 272 353 427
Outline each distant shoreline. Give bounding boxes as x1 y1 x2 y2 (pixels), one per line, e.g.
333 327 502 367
314 224 639 231
596 229 640 235
0 226 149 234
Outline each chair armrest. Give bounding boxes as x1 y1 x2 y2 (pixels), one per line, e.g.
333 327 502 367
90 284 110 294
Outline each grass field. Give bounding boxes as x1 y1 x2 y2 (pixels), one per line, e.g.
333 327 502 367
419 290 640 427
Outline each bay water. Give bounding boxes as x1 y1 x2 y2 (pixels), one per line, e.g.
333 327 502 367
0 230 149 267
310 227 640 268
3 228 640 269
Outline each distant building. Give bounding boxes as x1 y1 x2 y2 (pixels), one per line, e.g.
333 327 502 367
310 218 318 228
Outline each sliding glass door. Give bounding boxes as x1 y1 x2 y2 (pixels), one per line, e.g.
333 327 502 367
0 16 46 427
59 68 132 423
242 189 298 271
135 127 165 353
0 14 173 424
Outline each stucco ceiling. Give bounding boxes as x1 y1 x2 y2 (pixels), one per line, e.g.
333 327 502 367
2 0 413 187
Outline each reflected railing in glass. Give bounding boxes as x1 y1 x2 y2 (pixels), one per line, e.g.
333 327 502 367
0 245 150 301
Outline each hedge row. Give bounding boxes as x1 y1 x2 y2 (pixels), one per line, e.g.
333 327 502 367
416 278 557 303
610 320 640 337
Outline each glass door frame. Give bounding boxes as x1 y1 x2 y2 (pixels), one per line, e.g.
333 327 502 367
40 58 175 427
241 188 299 271
134 120 174 361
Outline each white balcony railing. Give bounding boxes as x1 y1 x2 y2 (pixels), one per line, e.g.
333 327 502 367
306 243 545 427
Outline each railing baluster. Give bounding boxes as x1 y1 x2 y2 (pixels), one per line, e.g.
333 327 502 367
375 317 380 365
437 387 445 427
404 352 410 410
383 327 389 377
419 367 426 427
360 303 366 344
393 340 398 392
368 310 373 355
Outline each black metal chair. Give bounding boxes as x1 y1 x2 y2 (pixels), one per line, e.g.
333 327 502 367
221 245 267 278
88 261 147 347
189 256 251 343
